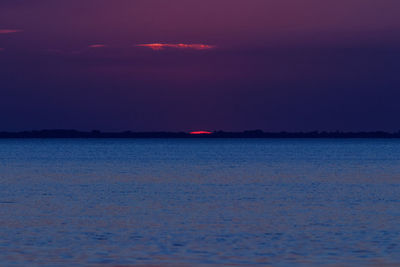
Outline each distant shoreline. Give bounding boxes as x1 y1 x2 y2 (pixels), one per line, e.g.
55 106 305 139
1 130 400 138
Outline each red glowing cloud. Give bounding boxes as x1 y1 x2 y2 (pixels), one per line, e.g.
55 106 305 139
190 131 213 135
0 48 4 52
0 29 22 34
138 43 216 51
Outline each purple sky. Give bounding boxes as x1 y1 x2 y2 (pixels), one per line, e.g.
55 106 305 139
1 0 400 131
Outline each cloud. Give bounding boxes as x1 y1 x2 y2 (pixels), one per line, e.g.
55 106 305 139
0 48 4 51
0 29 23 34
137 43 216 51
88 44 107 48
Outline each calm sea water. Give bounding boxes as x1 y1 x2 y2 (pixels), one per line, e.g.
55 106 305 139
0 139 399 266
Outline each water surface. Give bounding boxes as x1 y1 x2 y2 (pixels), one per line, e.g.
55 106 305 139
0 139 399 266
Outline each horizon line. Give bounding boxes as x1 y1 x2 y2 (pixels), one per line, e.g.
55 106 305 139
1 129 400 139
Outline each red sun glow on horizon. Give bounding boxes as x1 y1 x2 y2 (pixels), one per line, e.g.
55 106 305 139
190 131 213 135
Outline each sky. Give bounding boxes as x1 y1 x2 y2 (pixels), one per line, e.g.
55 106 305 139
1 0 400 132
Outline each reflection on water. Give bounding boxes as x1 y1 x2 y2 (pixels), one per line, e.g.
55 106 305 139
0 139 399 266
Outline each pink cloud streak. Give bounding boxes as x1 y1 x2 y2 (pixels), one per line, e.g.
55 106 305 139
88 44 107 48
0 29 23 34
137 43 216 51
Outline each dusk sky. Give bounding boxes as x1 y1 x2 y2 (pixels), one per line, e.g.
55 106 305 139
1 0 400 131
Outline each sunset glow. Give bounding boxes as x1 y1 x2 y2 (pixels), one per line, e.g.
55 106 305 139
138 43 216 51
1 1 400 265
190 131 213 135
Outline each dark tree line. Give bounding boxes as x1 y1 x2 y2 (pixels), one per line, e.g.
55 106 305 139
0 129 400 138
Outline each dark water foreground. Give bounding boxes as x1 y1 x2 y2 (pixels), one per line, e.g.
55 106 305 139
0 139 399 266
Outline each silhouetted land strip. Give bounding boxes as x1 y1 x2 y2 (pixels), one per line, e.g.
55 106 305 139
1 130 400 138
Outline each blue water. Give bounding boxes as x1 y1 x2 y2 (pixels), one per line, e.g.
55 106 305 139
0 139 399 266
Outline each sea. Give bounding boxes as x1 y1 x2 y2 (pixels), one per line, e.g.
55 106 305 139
0 139 399 266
